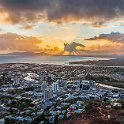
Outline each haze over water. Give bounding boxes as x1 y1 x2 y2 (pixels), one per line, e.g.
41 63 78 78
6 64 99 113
0 55 111 65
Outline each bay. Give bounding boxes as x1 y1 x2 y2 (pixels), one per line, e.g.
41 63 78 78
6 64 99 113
0 55 111 65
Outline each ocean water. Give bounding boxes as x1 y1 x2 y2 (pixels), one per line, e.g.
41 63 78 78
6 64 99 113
0 55 111 65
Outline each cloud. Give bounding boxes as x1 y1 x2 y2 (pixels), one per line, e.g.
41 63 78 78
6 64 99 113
62 40 124 56
1 0 124 26
62 32 124 56
0 28 3 31
86 32 124 42
84 32 124 55
0 32 42 52
64 42 85 53
20 24 37 30
0 32 123 56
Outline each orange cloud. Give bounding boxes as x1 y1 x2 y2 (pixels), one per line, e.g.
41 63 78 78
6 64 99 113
83 34 124 56
0 33 42 52
0 10 9 23
0 32 123 56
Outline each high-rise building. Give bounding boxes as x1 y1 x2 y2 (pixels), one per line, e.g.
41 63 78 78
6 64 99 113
43 87 53 101
13 76 20 84
41 81 47 91
52 82 59 92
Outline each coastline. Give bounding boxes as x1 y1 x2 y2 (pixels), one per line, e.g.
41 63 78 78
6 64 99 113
69 58 124 66
0 55 111 65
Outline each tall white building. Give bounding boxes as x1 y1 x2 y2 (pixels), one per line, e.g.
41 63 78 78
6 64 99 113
43 87 53 101
52 82 59 92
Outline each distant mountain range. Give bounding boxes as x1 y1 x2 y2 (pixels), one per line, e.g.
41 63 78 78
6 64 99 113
2 52 48 56
0 52 123 58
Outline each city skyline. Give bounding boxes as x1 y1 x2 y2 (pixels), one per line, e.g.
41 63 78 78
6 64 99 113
0 0 124 56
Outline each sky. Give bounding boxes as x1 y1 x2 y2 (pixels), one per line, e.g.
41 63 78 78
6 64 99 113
0 0 124 56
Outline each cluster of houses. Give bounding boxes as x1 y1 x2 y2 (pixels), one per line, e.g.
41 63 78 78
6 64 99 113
0 63 124 124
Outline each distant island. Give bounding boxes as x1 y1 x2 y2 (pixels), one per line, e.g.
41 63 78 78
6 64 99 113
0 52 124 58
70 58 124 66
4 52 48 56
